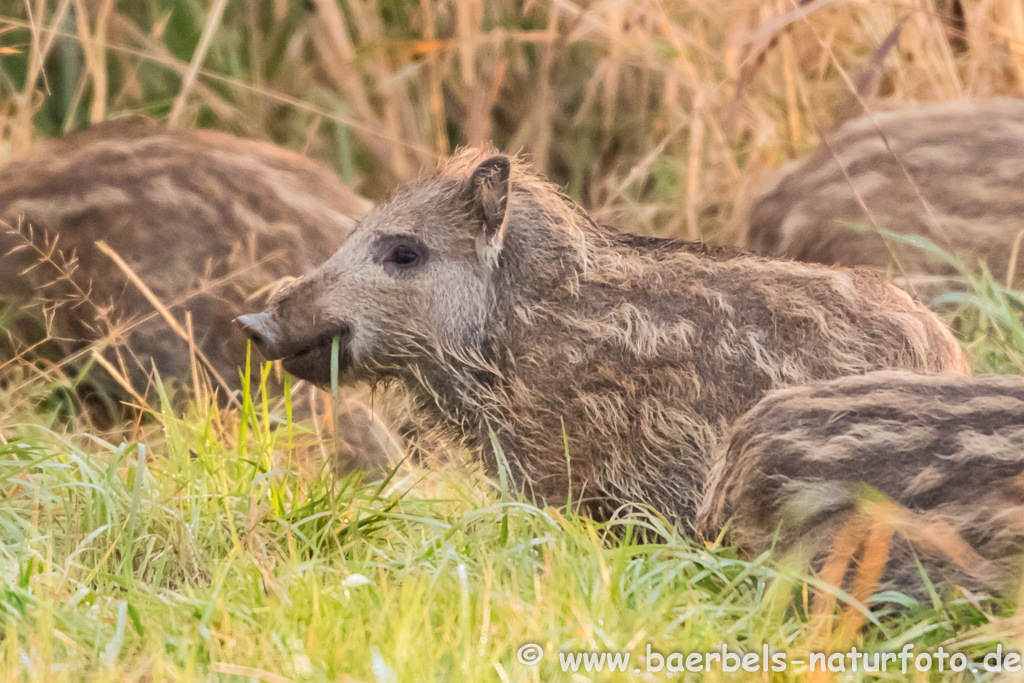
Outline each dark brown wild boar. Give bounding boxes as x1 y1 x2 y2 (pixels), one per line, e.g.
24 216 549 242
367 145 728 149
699 371 1024 598
0 120 399 471
0 119 370 396
239 147 968 527
746 98 1024 289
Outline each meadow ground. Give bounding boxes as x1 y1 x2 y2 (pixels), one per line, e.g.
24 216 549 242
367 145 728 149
3 0 1024 680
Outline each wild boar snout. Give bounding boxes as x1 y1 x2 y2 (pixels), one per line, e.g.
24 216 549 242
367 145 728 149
236 312 285 360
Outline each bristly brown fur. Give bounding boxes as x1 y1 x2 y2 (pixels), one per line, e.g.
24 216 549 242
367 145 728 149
250 146 969 528
0 119 371 394
745 98 1024 285
699 370 1024 597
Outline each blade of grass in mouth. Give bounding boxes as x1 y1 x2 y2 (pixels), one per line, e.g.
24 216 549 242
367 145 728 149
331 336 341 397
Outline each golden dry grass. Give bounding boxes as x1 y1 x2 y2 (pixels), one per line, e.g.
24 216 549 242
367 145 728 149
3 0 1023 243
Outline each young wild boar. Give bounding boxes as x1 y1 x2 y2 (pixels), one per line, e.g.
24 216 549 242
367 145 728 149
238 148 968 527
746 98 1024 287
699 371 1024 597
0 119 370 396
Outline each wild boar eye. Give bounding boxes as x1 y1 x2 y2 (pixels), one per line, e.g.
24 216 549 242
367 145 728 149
374 235 428 273
389 245 420 268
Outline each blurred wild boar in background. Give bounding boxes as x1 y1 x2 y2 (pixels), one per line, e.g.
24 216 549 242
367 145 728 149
746 98 1024 295
0 120 397 470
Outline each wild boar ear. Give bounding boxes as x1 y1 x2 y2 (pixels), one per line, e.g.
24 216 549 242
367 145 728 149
467 155 512 254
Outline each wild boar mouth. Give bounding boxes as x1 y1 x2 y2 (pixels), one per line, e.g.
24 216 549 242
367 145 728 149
236 312 353 386
279 329 353 386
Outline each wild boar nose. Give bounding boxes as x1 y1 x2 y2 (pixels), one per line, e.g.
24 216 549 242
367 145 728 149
235 312 284 361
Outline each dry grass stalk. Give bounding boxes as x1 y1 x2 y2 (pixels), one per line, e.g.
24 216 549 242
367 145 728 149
94 240 239 407
184 311 205 409
420 0 450 155
71 0 116 124
167 0 230 126
90 348 148 408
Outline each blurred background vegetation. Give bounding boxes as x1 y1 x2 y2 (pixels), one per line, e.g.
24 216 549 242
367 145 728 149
4 3 1024 679
3 0 1023 247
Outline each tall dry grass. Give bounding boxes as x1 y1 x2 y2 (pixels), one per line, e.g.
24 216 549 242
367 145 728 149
2 0 1023 245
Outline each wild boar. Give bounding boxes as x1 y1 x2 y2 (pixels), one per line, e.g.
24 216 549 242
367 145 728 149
746 98 1024 292
0 120 396 469
700 370 1024 597
239 147 968 526
0 119 370 395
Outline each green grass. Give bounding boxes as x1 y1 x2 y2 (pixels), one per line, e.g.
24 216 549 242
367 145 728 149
0 414 1007 682
1 286 1022 682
